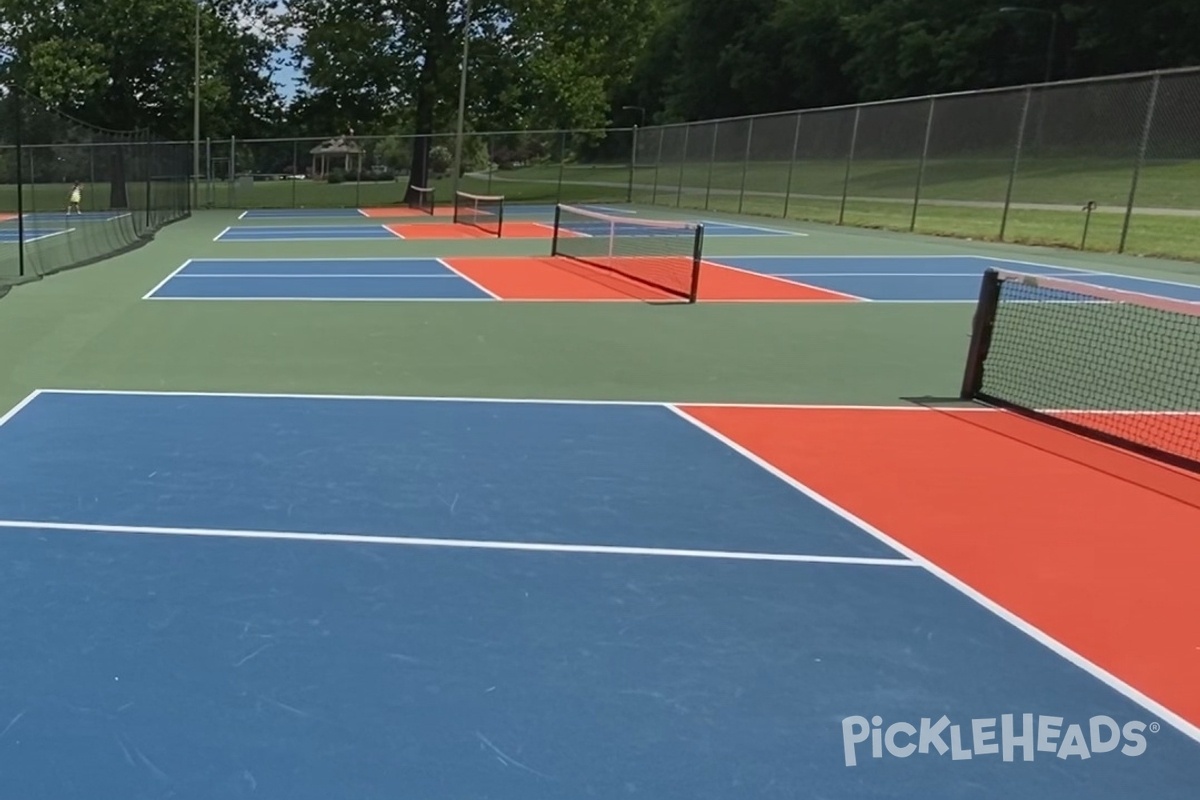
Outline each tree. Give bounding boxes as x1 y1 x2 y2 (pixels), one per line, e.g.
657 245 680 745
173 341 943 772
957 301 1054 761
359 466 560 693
286 0 653 200
0 0 285 138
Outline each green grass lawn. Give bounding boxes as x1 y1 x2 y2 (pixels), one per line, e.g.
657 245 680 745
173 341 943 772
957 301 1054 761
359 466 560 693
6 152 1192 262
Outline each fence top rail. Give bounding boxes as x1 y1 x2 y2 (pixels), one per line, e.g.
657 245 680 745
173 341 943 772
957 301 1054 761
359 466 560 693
638 64 1200 131
220 128 637 145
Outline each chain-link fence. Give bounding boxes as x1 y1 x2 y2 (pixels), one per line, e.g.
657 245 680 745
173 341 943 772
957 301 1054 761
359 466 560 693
623 66 1200 262
195 127 636 211
173 66 1199 261
0 88 190 290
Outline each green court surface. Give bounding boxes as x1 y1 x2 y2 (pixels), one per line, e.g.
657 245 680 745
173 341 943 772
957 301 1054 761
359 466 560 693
6 205 1200 800
2 204 1199 411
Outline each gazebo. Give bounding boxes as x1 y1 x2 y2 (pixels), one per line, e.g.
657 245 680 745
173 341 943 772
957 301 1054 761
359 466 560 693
310 134 363 178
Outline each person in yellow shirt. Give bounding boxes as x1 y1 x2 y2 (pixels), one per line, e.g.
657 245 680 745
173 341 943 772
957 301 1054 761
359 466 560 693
67 182 82 214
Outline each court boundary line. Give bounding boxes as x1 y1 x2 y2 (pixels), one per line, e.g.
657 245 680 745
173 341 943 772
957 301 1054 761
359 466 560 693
173 257 467 263
22 228 75 243
169 273 463 279
26 388 1000 411
212 226 231 242
702 259 867 301
143 296 498 302
0 518 918 567
720 254 1200 293
142 259 195 299
663 403 1200 745
708 221 809 237
435 257 503 299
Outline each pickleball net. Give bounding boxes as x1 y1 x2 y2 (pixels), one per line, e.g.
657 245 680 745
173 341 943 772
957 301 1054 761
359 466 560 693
961 268 1200 472
550 204 704 303
453 192 504 237
407 186 435 215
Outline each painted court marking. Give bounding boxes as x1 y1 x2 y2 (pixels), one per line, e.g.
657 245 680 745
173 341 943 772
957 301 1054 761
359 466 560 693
4 385 1197 746
0 519 915 566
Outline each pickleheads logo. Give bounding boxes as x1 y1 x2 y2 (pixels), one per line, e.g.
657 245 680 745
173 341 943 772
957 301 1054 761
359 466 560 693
841 714 1160 767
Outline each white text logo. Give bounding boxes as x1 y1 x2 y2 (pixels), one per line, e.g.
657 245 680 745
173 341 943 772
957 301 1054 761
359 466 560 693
841 714 1160 767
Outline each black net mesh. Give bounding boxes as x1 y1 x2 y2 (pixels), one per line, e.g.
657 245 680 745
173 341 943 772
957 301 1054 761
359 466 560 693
966 269 1200 471
551 203 703 302
0 87 189 288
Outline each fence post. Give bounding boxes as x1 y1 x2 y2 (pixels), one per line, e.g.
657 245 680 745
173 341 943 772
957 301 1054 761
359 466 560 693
1119 74 1161 254
229 135 236 208
556 130 567 204
999 88 1032 242
676 124 690 208
627 125 638 203
204 137 212 206
704 124 718 210
838 107 861 225
651 129 664 204
14 85 24 278
782 113 802 218
910 98 936 232
737 117 754 214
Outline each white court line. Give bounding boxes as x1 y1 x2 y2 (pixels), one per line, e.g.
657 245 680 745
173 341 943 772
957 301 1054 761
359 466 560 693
212 226 232 242
171 273 462 279
0 390 44 428
32 387 998 411
24 228 75 243
703 260 866 301
179 256 449 262
214 236 403 243
0 519 917 567
717 254 1200 294
141 259 195 299
236 211 249 220
435 257 502 299
664 403 1200 746
583 205 638 215
143 296 497 302
770 271 1087 278
985 256 1200 292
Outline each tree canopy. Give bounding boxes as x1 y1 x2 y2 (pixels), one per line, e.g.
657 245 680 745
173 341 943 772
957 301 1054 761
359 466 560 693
0 0 1195 138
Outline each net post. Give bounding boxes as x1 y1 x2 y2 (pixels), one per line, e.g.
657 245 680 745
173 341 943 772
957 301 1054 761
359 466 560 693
496 197 504 238
960 269 1003 400
688 224 704 304
550 204 562 256
1119 73 1160 254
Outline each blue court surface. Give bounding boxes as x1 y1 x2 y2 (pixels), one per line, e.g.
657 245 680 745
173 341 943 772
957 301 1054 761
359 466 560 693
714 255 1200 302
143 255 1200 303
215 225 404 241
144 258 496 300
0 227 74 243
215 219 800 241
237 205 667 220
0 389 1196 799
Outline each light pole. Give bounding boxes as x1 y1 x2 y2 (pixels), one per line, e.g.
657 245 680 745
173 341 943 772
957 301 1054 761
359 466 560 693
450 0 473 199
999 6 1058 84
621 105 645 127
193 0 201 210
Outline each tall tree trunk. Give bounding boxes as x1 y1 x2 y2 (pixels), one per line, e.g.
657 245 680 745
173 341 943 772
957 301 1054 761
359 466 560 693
405 47 440 201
